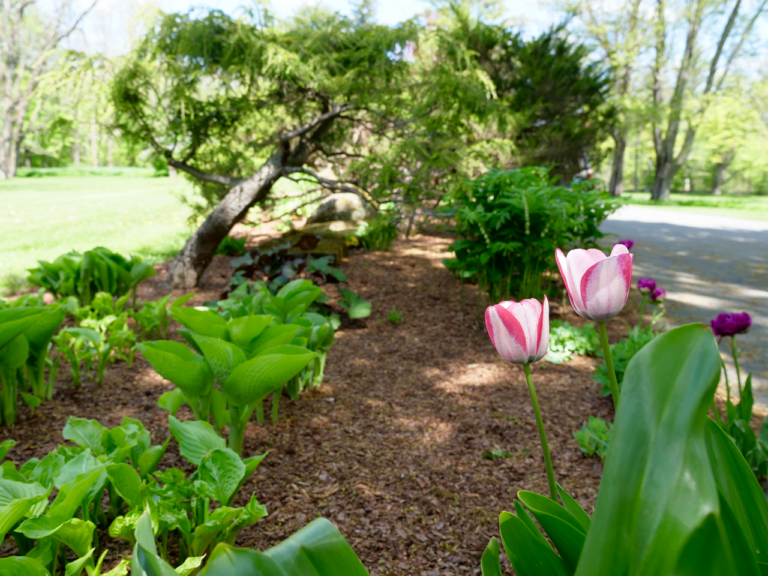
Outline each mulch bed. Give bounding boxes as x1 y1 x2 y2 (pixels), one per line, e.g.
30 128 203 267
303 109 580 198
1 231 650 575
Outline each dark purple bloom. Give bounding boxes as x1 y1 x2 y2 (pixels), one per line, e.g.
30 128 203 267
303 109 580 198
616 239 634 250
637 278 656 294
650 287 665 302
710 312 752 338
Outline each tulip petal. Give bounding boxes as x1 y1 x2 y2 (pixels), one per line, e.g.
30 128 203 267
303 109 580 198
518 299 542 358
485 305 528 364
610 244 630 257
557 248 606 315
536 296 549 360
579 253 633 322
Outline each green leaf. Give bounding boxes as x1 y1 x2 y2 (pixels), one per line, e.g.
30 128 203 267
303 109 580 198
574 324 723 576
0 334 29 369
138 341 214 397
247 325 300 357
54 451 101 489
226 315 273 350
20 392 42 409
192 335 245 385
65 548 94 576
198 518 369 576
49 468 105 522
175 555 206 576
705 418 768 563
158 388 185 416
168 416 226 466
338 289 371 319
0 483 49 544
107 464 141 507
0 440 15 461
0 308 43 350
481 537 503 576
740 373 755 422
210 388 230 431
198 448 245 506
23 307 66 354
65 327 101 346
19 518 96 557
518 491 586 573
498 511 568 576
62 418 107 456
138 439 169 479
0 556 51 576
224 346 316 407
556 485 591 533
171 293 196 308
170 308 228 340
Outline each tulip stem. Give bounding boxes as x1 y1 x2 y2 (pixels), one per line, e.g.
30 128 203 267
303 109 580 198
731 336 743 399
523 364 557 501
597 322 620 410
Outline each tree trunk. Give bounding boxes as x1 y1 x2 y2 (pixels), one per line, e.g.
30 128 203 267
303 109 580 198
712 163 726 195
166 152 284 288
608 133 627 196
0 110 17 179
650 157 676 200
90 120 98 167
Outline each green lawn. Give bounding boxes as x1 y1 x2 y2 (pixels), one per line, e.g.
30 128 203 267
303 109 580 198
0 175 197 292
621 191 768 221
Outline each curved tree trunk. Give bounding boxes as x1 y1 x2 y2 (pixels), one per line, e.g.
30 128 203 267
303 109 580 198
608 132 627 197
166 152 283 289
650 158 675 201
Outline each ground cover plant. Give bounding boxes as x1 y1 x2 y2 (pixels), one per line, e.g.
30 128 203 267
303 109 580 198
444 167 619 315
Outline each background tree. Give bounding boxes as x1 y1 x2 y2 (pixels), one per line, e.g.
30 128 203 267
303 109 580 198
649 0 767 200
567 0 649 196
113 7 503 288
0 0 98 179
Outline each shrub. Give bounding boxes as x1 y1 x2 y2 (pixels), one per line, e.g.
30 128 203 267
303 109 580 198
356 212 399 251
216 235 248 256
574 416 611 459
444 167 619 306
546 320 600 364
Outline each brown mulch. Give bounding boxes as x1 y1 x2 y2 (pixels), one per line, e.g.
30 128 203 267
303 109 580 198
1 232 643 575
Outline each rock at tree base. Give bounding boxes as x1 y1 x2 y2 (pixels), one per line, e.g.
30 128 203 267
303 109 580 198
306 193 372 224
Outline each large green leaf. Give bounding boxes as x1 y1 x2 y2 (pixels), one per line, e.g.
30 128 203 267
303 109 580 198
170 308 228 340
192 335 245 385
0 308 43 350
0 556 51 576
0 334 29 369
62 417 107 456
18 517 96 557
518 491 586 573
705 418 768 563
227 316 273 350
0 480 49 544
47 468 105 523
198 518 369 576
198 448 245 506
168 416 226 466
137 341 214 397
224 346 316 407
107 464 142 508
574 324 724 576
499 510 568 576
23 307 66 353
246 326 301 357
65 547 94 576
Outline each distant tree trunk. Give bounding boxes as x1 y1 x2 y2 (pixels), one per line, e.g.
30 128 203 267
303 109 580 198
166 153 283 288
712 147 735 195
608 132 627 196
0 109 20 179
107 134 114 168
650 155 675 200
73 125 80 166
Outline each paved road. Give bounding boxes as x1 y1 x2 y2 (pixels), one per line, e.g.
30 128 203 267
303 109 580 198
602 205 768 407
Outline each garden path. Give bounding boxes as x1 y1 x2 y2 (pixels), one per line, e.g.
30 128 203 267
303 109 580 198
602 205 768 408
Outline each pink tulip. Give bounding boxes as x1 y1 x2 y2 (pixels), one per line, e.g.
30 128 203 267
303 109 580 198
485 296 549 365
555 245 633 322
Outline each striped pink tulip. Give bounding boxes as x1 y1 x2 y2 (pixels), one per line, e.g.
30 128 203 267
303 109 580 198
555 245 633 322
485 297 549 364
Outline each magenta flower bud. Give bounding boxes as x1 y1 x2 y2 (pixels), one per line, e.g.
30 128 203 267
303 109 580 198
711 312 752 338
650 287 665 302
555 245 633 322
616 239 634 250
637 278 656 294
485 296 549 365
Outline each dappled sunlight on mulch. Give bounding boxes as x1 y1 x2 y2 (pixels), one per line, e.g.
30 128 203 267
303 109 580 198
0 233 629 575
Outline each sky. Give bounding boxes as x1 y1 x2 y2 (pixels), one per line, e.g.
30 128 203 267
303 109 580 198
64 0 555 56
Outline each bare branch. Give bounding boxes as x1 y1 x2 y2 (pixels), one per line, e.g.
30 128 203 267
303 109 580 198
280 167 376 206
168 159 246 186
279 105 354 142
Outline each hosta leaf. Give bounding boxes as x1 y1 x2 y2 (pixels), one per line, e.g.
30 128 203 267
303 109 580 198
210 388 230 431
247 325 301 357
138 439 169 479
65 547 94 576
48 468 105 523
192 335 245 385
23 307 66 353
0 556 51 576
0 440 15 461
0 308 43 350
54 450 101 489
19 517 96 557
226 315 273 350
158 388 186 416
107 464 141 507
175 555 206 576
224 346 316 407
168 416 226 466
138 341 214 397
62 417 107 456
170 308 228 340
0 334 28 369
575 325 723 576
199 448 245 506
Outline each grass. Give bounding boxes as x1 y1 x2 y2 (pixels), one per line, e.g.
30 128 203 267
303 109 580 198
621 191 768 221
0 174 197 294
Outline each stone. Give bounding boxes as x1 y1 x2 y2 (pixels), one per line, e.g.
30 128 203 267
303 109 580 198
306 193 372 224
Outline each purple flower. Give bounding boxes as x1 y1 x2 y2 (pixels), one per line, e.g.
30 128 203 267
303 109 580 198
710 312 752 338
637 278 656 294
650 287 665 302
616 239 634 250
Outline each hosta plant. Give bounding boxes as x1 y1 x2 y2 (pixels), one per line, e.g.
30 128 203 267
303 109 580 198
481 324 768 576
